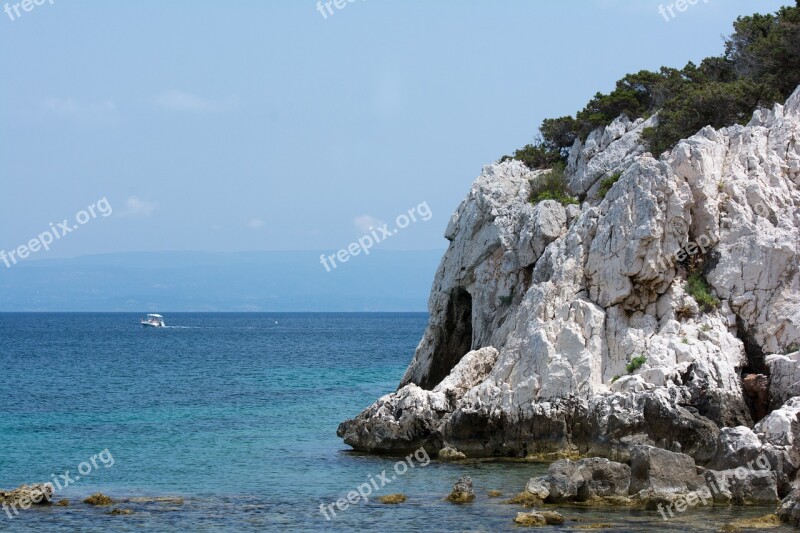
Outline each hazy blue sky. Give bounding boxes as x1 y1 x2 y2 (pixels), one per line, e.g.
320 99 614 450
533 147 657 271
1 0 790 259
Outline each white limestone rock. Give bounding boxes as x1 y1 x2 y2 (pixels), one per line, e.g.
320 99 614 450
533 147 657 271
341 86 800 472
567 115 657 197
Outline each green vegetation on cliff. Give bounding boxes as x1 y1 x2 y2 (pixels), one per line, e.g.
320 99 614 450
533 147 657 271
528 163 579 206
503 2 800 167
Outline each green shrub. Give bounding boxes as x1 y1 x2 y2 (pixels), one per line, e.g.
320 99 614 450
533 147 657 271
685 271 720 312
640 78 780 155
500 141 563 170
626 355 647 374
598 172 622 198
529 163 578 206
611 375 620 383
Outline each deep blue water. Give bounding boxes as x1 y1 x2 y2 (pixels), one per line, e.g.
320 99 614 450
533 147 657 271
0 313 788 532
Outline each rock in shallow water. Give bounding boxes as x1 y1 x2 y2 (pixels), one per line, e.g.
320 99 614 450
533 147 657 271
447 476 475 503
438 446 467 461
629 445 704 495
778 488 800 526
514 511 547 527
377 494 406 504
0 484 54 509
514 509 566 526
83 493 114 506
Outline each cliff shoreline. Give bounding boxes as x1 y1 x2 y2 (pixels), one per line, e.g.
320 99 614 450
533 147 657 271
339 86 800 524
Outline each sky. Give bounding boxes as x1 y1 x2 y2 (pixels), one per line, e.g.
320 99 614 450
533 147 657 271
0 0 791 260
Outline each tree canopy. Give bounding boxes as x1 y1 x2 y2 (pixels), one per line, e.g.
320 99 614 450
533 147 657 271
503 2 800 167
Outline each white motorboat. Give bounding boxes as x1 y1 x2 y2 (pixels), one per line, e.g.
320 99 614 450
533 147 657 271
141 314 166 327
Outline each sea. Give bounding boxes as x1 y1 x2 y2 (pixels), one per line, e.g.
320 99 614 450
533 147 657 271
0 313 790 532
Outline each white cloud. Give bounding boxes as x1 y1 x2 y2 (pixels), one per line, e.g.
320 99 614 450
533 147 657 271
354 215 384 233
248 218 265 229
39 98 117 122
155 90 238 113
119 196 157 217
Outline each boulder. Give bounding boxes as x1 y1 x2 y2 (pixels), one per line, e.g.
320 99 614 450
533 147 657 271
708 426 764 471
755 397 800 493
767 353 800 410
525 478 551 500
755 397 800 448
438 446 467 461
703 465 778 504
529 457 630 503
629 446 704 494
778 488 800 526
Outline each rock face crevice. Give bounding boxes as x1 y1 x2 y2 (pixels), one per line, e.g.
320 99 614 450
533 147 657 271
339 88 800 502
418 287 474 390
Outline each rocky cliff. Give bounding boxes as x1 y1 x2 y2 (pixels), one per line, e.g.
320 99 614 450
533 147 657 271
338 86 800 514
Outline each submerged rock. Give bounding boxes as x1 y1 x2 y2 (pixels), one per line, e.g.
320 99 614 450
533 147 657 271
447 476 475 503
377 494 406 504
514 511 546 527
83 493 114 506
540 510 565 524
128 496 185 505
720 514 781 531
507 491 543 507
514 509 565 526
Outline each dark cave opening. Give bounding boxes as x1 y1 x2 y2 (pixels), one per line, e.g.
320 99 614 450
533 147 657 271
420 288 474 390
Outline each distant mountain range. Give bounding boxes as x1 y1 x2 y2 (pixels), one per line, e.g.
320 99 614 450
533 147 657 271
0 250 444 312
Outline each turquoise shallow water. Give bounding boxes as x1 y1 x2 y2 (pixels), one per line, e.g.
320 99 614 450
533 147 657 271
0 313 790 532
